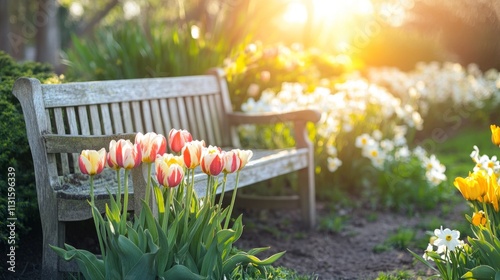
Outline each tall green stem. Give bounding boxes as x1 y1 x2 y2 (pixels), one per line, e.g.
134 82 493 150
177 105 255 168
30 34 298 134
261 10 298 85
162 187 172 232
116 169 121 210
218 173 228 206
224 171 240 229
205 176 212 205
121 169 130 225
90 175 105 257
145 163 152 205
182 169 193 246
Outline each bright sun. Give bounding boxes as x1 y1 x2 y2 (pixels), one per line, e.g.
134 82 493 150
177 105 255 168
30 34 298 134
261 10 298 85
283 0 374 24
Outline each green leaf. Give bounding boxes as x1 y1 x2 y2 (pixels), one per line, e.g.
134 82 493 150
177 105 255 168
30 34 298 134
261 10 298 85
462 265 497 279
156 219 172 274
53 244 106 280
407 248 440 273
140 200 159 242
123 250 158 280
154 184 165 214
222 251 285 276
162 265 205 280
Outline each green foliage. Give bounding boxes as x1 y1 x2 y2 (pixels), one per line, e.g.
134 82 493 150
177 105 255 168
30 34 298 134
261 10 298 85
374 228 416 253
375 270 416 280
376 155 450 213
64 20 234 81
385 228 416 250
53 162 284 279
318 212 348 234
232 265 318 280
0 51 62 245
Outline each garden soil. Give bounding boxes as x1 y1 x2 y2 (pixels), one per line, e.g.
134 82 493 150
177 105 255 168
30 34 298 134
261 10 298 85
2 200 467 280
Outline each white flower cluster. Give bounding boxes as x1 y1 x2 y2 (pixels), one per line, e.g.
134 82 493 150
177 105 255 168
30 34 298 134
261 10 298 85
240 79 431 177
470 145 500 178
423 226 464 262
242 80 423 136
366 62 500 117
354 130 447 187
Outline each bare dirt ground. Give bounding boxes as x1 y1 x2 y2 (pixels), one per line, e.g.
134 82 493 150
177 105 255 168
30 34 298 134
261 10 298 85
2 200 468 280
235 200 468 280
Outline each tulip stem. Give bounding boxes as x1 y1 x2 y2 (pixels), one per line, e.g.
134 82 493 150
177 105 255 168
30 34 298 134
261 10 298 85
205 176 212 205
163 187 172 232
90 175 105 258
116 169 121 210
224 171 240 229
218 173 228 206
145 163 152 205
121 169 130 226
182 169 193 245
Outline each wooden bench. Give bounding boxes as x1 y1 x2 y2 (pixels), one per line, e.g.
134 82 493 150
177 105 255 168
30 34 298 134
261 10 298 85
12 68 321 279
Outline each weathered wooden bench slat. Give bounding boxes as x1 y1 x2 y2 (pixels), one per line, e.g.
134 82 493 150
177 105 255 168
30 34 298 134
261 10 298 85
41 76 223 108
110 103 124 133
121 102 134 132
167 98 181 129
149 99 162 134
89 105 102 134
158 99 171 136
192 95 207 141
99 104 113 134
53 108 70 175
44 133 137 153
78 106 90 134
176 97 189 131
13 69 321 279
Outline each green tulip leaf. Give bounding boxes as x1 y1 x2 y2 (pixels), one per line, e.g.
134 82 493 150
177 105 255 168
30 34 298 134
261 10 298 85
163 265 205 280
154 184 165 214
462 265 496 279
52 244 105 280
222 251 285 275
140 201 159 242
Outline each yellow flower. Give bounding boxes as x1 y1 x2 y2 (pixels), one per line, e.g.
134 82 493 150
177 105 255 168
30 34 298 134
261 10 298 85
486 173 500 212
471 210 487 226
454 170 488 201
491 124 500 146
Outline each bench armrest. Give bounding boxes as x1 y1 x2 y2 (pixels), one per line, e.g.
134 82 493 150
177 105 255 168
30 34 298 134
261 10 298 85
226 109 321 149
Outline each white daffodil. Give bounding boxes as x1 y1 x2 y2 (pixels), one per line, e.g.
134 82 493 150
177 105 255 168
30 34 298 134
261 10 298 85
355 133 374 149
327 157 342 172
433 226 461 251
423 243 434 261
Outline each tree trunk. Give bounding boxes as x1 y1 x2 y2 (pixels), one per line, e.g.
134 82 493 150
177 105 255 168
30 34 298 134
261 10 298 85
0 0 10 54
35 0 60 68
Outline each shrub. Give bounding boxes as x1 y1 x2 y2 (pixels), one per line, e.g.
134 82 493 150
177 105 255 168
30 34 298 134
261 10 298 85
64 21 232 81
0 51 62 245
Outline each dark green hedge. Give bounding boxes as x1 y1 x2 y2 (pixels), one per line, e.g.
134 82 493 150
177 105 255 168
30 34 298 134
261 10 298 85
0 51 62 245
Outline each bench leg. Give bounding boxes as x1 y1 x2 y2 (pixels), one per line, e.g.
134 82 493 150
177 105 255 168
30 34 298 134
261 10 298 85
298 164 316 229
41 211 65 279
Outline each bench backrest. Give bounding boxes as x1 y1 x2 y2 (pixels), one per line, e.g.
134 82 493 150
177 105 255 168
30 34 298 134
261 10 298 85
13 68 237 181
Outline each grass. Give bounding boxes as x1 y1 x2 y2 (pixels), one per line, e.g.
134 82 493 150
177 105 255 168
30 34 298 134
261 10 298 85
375 270 418 280
432 124 499 181
373 227 416 253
